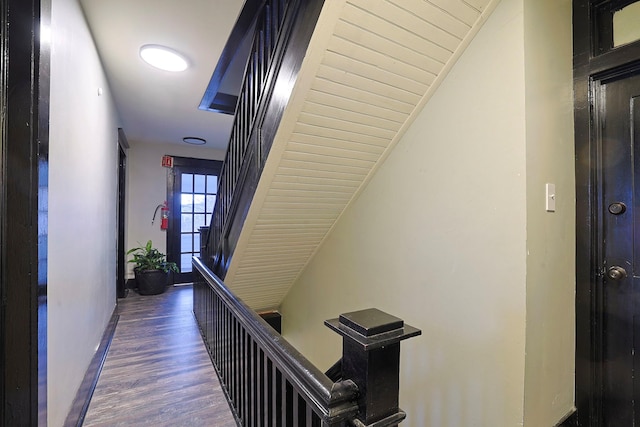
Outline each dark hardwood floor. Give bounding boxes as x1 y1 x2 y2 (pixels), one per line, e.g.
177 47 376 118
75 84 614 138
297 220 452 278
82 285 237 427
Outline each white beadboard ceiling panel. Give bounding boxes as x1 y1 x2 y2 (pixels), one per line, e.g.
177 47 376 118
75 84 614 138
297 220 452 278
224 0 498 311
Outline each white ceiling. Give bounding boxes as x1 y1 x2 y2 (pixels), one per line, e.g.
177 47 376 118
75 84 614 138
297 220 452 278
79 0 245 151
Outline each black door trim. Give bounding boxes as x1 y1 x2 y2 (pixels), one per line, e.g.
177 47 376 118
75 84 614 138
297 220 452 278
0 0 49 423
117 129 128 298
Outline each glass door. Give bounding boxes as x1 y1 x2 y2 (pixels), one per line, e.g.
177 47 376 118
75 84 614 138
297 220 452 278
167 157 222 283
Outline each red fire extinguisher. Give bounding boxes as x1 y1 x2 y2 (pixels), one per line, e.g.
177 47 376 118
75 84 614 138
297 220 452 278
152 201 169 230
161 202 169 230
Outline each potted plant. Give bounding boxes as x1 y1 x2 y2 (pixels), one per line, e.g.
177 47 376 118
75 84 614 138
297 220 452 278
127 240 179 295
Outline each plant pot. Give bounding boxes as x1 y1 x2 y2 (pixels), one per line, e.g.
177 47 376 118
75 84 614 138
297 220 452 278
134 269 169 295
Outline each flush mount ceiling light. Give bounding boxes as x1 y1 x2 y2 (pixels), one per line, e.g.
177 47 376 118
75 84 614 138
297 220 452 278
183 137 207 145
139 45 189 72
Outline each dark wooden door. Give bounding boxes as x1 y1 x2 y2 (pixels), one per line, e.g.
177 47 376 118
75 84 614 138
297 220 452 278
166 157 222 284
598 69 640 425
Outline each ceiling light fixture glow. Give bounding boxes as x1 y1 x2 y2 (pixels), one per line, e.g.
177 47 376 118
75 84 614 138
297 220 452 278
183 137 206 145
140 45 189 72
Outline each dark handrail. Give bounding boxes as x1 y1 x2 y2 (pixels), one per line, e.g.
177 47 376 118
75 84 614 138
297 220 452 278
193 257 359 424
193 257 421 426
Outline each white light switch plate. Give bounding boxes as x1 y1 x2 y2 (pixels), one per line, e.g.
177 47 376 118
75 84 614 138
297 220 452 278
546 183 556 212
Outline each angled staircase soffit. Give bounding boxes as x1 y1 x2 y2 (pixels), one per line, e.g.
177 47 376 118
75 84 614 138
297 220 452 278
225 0 500 311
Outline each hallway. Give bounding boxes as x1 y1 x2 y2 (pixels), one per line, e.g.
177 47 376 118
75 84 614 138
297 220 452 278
81 285 237 426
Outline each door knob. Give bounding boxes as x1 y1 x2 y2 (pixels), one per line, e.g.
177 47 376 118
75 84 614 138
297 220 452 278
607 266 628 280
608 202 627 215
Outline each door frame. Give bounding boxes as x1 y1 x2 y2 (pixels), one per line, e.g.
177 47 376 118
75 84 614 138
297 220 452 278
117 129 129 298
574 0 640 424
0 0 49 423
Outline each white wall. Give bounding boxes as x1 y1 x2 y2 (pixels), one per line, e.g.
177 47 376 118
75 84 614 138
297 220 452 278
48 0 121 424
125 140 224 277
280 0 530 425
523 0 575 425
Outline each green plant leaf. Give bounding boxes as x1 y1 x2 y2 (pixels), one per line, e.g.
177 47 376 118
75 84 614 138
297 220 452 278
127 240 180 273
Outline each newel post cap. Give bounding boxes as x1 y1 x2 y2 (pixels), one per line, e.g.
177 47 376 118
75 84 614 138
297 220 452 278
325 308 421 351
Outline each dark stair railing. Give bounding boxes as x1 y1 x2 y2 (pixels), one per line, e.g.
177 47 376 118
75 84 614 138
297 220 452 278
204 0 325 278
193 257 421 426
196 1 422 423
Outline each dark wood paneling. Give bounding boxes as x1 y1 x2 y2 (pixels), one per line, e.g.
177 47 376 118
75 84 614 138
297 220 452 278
1 0 47 424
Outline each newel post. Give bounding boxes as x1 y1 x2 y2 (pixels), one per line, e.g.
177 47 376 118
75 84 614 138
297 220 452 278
325 308 421 427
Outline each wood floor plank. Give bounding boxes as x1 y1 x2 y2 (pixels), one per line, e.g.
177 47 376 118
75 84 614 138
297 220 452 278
82 285 238 427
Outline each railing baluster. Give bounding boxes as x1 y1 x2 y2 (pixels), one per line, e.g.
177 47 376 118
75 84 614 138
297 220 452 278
214 295 220 366
264 354 271 426
251 340 258 426
227 320 236 406
273 365 281 426
237 328 243 420
256 347 263 426
236 320 242 409
284 380 292 427
243 333 250 425
238 327 243 422
292 389 299 425
222 306 227 384
305 404 313 427
225 307 231 386
219 304 224 381
213 291 217 358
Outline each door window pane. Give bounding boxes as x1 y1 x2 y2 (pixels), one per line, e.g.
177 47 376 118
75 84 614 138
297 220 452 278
181 233 193 252
194 214 206 229
206 195 216 212
207 175 218 192
193 194 206 213
194 174 206 193
194 233 200 253
181 194 193 212
181 253 193 272
181 173 193 193
614 2 640 47
181 214 193 233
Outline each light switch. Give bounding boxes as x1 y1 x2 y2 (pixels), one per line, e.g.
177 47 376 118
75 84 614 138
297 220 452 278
546 183 556 212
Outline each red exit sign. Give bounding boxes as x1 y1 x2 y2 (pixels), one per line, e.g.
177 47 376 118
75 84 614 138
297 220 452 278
161 155 173 168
